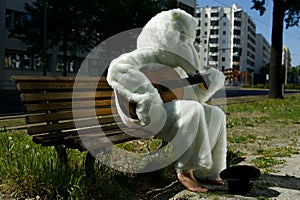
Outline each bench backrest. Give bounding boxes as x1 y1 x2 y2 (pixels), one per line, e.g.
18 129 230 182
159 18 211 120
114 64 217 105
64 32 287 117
11 76 135 151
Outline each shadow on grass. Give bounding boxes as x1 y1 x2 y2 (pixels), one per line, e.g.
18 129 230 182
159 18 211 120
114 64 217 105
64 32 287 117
142 173 300 199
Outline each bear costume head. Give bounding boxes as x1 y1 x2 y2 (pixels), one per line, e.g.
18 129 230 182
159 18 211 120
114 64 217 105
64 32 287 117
137 9 200 73
107 9 225 128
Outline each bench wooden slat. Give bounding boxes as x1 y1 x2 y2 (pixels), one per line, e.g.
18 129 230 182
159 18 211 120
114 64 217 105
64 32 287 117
24 100 114 112
20 91 113 102
32 126 137 148
36 133 135 149
32 128 127 144
11 75 145 152
12 75 107 82
26 108 116 124
27 115 123 135
16 80 112 91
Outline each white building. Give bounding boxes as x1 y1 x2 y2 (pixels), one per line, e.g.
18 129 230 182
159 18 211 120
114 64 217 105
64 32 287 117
255 33 271 74
195 4 257 76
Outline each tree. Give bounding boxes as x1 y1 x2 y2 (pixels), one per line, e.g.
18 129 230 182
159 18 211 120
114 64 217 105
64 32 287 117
288 65 300 83
9 0 102 76
251 0 300 99
98 0 177 39
259 63 270 84
9 0 178 76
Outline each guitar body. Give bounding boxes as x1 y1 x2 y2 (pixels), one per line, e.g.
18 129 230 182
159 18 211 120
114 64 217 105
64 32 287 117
116 66 209 119
140 67 184 102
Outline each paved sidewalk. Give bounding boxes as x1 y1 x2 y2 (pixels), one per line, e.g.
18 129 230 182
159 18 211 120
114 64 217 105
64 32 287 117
169 145 300 199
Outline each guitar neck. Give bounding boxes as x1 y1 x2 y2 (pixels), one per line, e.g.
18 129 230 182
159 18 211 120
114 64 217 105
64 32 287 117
163 73 210 90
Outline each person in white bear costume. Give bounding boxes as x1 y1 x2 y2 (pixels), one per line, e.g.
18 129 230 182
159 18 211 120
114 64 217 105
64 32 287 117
107 9 227 192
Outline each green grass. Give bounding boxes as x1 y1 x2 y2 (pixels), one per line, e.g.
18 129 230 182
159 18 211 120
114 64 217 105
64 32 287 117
0 130 176 199
228 133 257 143
0 94 299 199
226 95 300 122
226 94 300 173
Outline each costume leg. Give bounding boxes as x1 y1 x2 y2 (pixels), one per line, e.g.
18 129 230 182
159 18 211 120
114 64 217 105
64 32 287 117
157 100 213 172
194 105 227 180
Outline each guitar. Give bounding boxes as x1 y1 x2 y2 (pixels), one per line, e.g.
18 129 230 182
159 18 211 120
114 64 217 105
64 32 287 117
117 66 210 119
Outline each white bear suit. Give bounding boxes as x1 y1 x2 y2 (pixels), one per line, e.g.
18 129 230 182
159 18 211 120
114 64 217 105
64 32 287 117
107 9 227 180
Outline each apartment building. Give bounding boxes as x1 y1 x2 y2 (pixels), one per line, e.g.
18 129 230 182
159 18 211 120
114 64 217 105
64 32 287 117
255 33 271 74
195 4 257 77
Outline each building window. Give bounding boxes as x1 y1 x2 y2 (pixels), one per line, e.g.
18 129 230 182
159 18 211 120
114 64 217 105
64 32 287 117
5 9 13 30
223 22 227 26
55 55 81 73
205 14 208 18
5 9 26 30
234 12 241 18
211 12 219 17
211 56 218 61
209 38 218 44
234 21 241 27
4 49 45 70
210 29 218 35
234 29 241 35
5 50 26 69
205 22 208 26
223 31 226 35
233 56 240 62
233 38 241 44
211 20 219 26
210 47 218 53
222 57 226 62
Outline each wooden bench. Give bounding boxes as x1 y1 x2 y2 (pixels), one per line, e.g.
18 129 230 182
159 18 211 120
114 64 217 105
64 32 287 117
11 75 145 172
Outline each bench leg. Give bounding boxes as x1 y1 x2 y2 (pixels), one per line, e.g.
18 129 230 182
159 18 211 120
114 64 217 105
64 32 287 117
85 152 95 177
55 145 68 168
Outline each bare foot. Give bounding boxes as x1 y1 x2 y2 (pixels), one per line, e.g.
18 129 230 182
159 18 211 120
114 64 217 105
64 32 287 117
206 178 225 185
177 171 208 193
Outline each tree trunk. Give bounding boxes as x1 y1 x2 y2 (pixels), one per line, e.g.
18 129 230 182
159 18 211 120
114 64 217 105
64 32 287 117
269 0 285 99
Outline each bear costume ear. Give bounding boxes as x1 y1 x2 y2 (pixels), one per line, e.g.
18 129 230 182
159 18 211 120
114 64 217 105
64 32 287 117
171 9 182 20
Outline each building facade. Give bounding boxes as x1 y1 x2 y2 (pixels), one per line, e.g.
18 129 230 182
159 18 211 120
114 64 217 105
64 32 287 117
255 33 271 74
0 0 86 91
195 4 257 78
0 0 198 91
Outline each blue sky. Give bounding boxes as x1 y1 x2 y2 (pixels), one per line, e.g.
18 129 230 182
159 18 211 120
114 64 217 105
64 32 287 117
197 0 300 66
